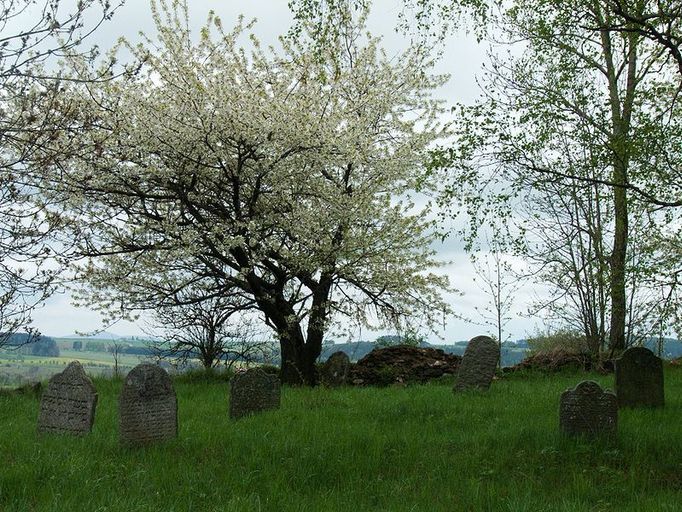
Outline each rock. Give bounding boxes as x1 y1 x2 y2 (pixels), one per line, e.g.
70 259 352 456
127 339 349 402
349 345 461 386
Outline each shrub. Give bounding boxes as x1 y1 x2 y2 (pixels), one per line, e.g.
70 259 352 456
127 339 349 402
527 329 590 355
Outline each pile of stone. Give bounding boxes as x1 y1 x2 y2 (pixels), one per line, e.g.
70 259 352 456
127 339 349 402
503 349 601 373
349 345 461 386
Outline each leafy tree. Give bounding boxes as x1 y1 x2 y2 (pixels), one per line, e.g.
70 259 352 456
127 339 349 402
433 0 682 352
36 0 452 385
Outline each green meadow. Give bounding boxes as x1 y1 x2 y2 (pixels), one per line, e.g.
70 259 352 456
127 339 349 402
1 369 682 511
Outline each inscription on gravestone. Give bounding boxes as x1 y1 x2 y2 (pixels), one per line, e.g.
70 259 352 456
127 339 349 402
559 380 617 437
453 335 500 392
119 363 177 445
321 351 350 387
37 361 97 436
615 346 664 408
229 368 281 419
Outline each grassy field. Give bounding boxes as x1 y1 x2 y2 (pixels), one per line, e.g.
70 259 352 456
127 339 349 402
1 369 682 511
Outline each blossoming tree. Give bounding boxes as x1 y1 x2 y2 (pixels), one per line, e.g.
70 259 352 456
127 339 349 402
39 0 452 384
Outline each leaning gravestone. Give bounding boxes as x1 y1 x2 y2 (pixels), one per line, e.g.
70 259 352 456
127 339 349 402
37 361 97 436
229 368 281 419
615 346 664 408
321 351 351 387
559 380 617 437
453 335 500 392
119 363 177 445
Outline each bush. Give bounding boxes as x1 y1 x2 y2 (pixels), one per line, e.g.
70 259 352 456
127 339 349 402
375 329 425 349
527 329 590 355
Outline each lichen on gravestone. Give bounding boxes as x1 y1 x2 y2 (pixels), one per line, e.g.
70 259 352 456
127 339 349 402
119 363 177 445
37 361 97 436
559 380 617 437
229 368 280 419
453 335 499 392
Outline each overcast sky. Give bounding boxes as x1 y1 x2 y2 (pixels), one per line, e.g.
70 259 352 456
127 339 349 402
28 0 545 342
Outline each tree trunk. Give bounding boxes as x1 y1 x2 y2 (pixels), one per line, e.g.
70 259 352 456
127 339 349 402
598 5 638 353
609 182 628 351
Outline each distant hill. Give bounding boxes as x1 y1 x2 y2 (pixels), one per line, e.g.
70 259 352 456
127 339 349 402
59 331 124 340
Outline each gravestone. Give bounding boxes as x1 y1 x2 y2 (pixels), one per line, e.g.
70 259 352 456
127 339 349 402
119 363 177 445
37 361 97 436
229 368 280 419
615 346 664 408
453 335 499 392
321 351 351 387
559 380 617 437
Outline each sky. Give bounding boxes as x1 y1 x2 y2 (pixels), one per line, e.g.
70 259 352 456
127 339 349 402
27 0 546 342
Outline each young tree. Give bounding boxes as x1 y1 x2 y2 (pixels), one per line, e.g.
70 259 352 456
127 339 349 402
37 0 452 385
107 340 125 377
470 236 520 362
148 295 271 371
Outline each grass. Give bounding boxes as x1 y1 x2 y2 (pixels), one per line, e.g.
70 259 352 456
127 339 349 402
1 369 682 511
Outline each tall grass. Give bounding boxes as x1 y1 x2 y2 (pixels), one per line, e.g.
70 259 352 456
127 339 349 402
1 369 681 511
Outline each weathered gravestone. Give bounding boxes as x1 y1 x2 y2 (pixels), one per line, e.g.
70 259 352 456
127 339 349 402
321 351 351 387
119 363 177 445
453 335 500 392
559 380 617 437
229 368 280 419
615 346 664 408
37 361 97 436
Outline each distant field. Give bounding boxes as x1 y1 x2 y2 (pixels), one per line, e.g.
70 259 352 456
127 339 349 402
1 369 682 511
0 349 144 386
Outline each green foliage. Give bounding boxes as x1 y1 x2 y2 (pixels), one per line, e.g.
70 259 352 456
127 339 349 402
3 372 682 510
527 329 590 355
375 329 425 348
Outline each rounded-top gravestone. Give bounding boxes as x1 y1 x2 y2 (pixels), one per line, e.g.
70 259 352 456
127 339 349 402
453 335 499 392
38 361 97 436
119 363 177 445
229 368 281 419
321 351 351 387
615 346 664 408
559 380 617 437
